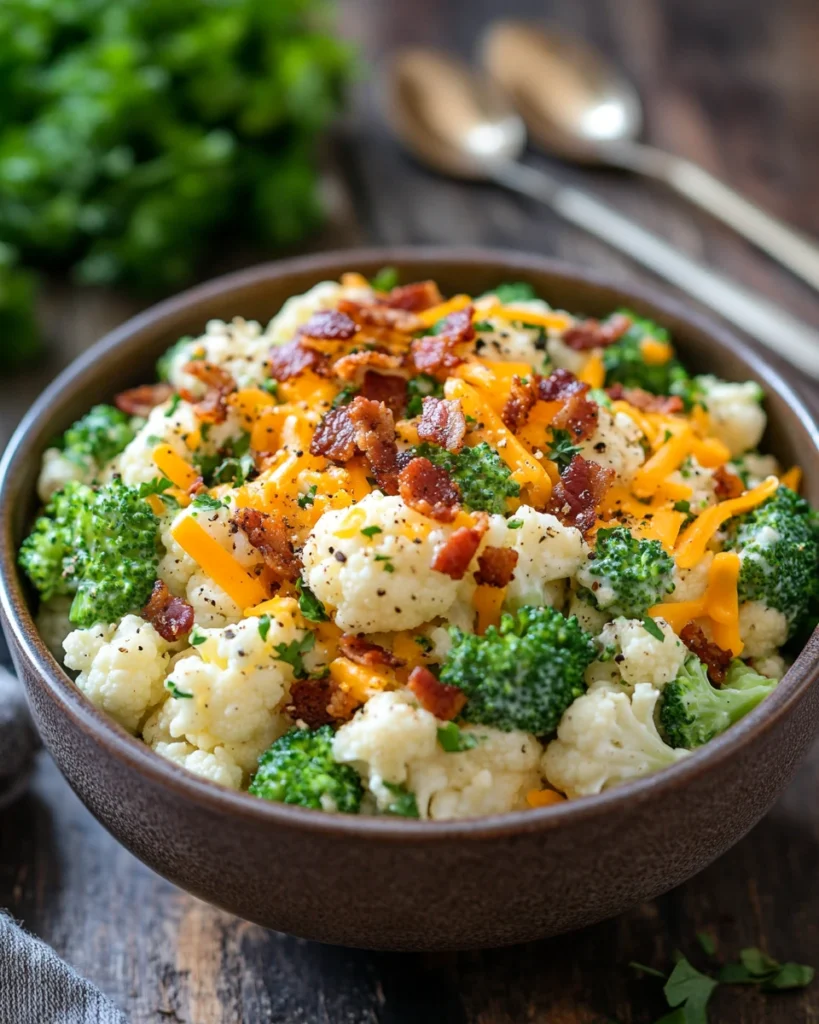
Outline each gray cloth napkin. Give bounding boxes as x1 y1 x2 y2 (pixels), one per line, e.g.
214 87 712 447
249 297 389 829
0 664 39 811
0 914 129 1024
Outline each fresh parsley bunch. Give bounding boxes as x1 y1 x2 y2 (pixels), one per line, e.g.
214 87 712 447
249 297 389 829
0 0 354 364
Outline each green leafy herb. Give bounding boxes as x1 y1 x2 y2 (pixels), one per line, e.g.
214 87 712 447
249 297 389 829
261 379 279 397
361 525 383 538
642 617 666 643
374 554 395 573
298 485 318 509
192 493 224 511
190 630 206 646
406 374 445 417
673 500 691 514
258 615 271 642
296 578 329 623
414 635 433 653
629 962 667 980
473 320 494 332
165 679 193 700
663 958 718 1024
718 948 815 991
332 384 358 408
483 282 537 304
273 632 316 680
696 932 716 957
546 428 581 472
436 722 478 753
165 393 182 417
382 782 420 818
506 518 523 530
370 267 398 292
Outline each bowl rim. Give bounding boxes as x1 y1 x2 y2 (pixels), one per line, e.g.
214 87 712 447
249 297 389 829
2 244 817 841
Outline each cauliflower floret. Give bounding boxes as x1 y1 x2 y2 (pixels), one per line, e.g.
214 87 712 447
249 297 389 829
37 448 90 502
332 690 542 819
63 615 173 732
480 507 587 611
567 590 611 634
474 314 549 371
731 452 779 488
152 739 244 790
595 617 686 689
546 333 591 376
668 458 717 513
158 500 265 627
164 317 269 391
36 596 73 659
696 376 766 457
751 653 787 680
155 612 307 762
302 492 461 633
542 683 688 798
579 408 645 482
266 280 347 346
738 600 788 658
113 399 240 487
669 551 713 604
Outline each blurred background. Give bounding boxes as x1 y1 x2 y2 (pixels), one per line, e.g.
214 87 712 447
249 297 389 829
1 1 818 1022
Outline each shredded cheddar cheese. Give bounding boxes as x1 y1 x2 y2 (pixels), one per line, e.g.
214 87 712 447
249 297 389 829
171 515 267 610
152 444 200 492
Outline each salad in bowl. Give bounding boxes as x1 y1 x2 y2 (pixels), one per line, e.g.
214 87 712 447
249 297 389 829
19 271 818 821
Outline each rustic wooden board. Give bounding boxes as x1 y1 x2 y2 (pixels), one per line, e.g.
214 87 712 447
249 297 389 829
2 0 818 1020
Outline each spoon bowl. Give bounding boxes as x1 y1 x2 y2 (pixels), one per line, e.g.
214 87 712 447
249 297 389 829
481 21 643 163
385 49 526 179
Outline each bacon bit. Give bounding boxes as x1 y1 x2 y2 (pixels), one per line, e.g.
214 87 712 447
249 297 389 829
338 634 405 668
359 371 408 419
180 361 237 424
141 580 194 642
606 383 684 414
538 368 598 441
231 508 301 584
680 622 733 685
115 382 174 418
562 313 632 351
475 546 519 588
546 455 614 536
431 513 489 579
383 280 443 312
331 349 405 382
310 407 357 462
300 309 357 341
287 677 360 728
713 464 745 500
416 396 467 452
337 298 422 335
267 338 326 382
398 457 461 523
502 375 538 432
410 306 475 378
348 396 400 494
408 665 466 721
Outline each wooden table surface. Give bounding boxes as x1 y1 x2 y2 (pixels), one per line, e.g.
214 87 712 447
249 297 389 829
2 1 819 1021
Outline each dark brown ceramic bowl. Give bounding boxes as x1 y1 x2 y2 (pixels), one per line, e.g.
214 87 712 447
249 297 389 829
2 249 818 951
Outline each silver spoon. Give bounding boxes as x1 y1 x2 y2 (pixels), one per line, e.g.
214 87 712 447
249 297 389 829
481 21 819 294
384 49 819 379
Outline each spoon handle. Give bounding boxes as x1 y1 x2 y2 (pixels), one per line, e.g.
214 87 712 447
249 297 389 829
492 161 819 380
606 141 819 294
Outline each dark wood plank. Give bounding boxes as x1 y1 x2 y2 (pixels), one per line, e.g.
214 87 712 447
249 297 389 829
2 0 818 1021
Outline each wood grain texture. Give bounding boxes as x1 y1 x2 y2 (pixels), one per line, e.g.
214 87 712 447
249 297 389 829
1 0 818 1020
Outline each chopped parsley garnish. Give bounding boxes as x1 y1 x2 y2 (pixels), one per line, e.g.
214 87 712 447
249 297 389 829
191 493 224 511
297 484 317 509
261 379 279 397
406 374 444 417
164 393 182 417
473 320 494 332
482 282 537 303
190 629 206 646
436 722 478 753
258 614 271 641
382 782 420 818
719 948 815 990
506 518 523 530
360 525 383 538
673 499 691 514
374 554 395 573
331 384 358 408
165 679 193 699
642 617 665 643
546 428 581 472
273 632 316 679
414 635 433 653
296 578 329 623
370 266 399 292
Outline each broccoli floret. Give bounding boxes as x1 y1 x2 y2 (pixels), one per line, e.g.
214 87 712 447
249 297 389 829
412 441 520 514
603 310 689 395
724 485 819 638
19 477 161 627
481 282 537 303
406 374 444 417
582 527 676 617
439 605 596 735
59 404 136 470
659 655 777 750
249 726 363 813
